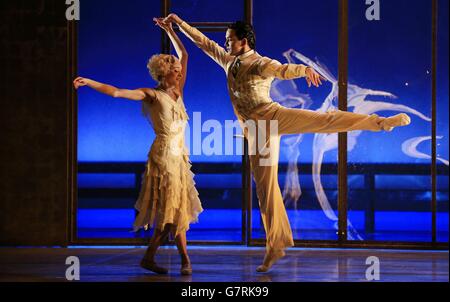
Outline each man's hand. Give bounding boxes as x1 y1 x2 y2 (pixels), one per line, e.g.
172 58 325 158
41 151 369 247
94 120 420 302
163 13 183 25
305 67 326 88
73 77 90 89
153 17 172 32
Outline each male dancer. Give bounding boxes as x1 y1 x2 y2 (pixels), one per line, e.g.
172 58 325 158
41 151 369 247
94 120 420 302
161 14 411 272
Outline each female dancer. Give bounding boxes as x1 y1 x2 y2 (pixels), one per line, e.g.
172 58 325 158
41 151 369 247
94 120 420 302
73 19 203 275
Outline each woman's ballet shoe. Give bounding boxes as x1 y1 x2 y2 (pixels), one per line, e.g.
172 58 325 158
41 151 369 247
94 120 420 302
180 263 192 275
256 249 285 273
380 113 411 132
140 258 168 274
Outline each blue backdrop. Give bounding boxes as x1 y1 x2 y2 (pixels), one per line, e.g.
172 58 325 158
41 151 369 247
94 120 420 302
77 0 449 164
77 0 448 242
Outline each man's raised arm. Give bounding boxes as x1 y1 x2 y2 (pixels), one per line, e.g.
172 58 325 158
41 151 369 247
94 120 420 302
164 13 233 70
258 57 325 88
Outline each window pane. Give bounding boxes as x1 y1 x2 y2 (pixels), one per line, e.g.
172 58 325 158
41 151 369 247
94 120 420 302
78 0 161 162
437 0 449 243
78 6 244 241
77 0 162 239
182 33 244 242
171 0 244 22
252 0 339 241
347 0 433 242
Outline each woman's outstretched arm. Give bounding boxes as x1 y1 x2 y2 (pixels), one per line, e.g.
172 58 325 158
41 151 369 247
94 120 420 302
154 18 188 91
73 77 155 101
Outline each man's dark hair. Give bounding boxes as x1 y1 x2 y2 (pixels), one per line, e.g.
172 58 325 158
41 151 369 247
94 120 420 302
228 21 256 49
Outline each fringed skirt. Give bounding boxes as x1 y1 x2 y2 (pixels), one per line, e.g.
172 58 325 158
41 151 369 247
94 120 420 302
133 138 203 236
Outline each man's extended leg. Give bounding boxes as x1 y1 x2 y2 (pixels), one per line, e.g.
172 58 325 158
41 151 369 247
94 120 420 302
271 104 411 135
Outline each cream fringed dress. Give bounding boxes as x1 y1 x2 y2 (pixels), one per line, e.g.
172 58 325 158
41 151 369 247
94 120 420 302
133 89 203 236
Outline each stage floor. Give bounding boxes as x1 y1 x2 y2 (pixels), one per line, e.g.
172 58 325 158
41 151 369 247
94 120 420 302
0 246 448 282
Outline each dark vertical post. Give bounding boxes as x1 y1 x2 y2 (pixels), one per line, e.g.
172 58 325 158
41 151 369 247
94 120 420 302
431 0 438 243
338 0 348 243
242 139 251 244
68 20 78 244
244 0 253 246
161 0 171 54
244 0 253 25
134 170 142 238
241 141 246 244
364 174 375 235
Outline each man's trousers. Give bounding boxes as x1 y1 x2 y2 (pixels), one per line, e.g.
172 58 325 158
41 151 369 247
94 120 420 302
242 102 387 252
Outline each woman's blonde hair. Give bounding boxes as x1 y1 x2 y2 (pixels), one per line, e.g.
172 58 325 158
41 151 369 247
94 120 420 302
147 54 179 82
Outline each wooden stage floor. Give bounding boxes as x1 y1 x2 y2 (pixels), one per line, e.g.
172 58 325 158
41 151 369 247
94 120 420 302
0 246 448 282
